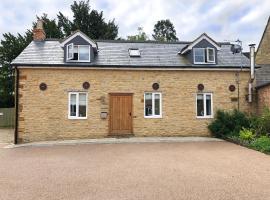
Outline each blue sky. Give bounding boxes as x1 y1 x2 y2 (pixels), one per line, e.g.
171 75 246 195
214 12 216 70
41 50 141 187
0 0 269 51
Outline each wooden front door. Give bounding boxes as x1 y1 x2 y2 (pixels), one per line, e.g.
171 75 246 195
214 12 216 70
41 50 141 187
109 93 133 135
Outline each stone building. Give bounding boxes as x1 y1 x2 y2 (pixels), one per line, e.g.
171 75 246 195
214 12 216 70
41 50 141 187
12 20 253 143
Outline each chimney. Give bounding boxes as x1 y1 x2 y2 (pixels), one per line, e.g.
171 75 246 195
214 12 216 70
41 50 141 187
249 44 256 81
33 19 46 41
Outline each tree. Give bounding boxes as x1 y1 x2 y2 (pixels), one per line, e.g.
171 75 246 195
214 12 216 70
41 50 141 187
0 31 32 107
57 0 118 39
152 19 178 42
127 27 148 41
0 0 119 107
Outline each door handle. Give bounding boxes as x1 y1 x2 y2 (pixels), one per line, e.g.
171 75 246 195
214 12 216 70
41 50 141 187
129 112 132 116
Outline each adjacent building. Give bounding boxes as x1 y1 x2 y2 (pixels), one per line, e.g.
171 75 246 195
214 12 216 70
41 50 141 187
256 16 270 114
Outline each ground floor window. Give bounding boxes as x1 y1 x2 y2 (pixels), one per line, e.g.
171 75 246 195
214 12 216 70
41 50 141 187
196 93 213 118
144 92 162 118
68 92 87 119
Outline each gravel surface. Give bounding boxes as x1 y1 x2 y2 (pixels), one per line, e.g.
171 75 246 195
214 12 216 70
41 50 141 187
0 141 270 200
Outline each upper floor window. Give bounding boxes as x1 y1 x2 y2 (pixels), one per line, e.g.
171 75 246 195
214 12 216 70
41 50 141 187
194 48 215 64
67 43 90 62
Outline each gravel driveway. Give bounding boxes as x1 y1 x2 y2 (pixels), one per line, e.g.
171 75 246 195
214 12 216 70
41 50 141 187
0 141 270 200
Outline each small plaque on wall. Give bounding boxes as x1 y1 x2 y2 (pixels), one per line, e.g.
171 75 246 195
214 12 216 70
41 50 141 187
231 97 238 102
100 112 108 119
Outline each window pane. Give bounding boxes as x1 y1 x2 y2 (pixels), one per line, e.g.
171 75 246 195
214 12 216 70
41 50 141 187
70 94 77 116
154 94 160 115
73 46 78 60
145 93 152 116
194 48 205 63
79 93 87 117
206 95 212 116
208 49 214 62
197 94 204 116
79 46 90 61
67 44 73 59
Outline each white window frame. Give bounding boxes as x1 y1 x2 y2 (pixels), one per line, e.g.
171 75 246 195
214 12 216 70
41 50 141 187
67 43 74 60
129 49 141 57
66 44 91 62
193 48 206 64
68 92 88 119
196 93 213 119
206 47 215 63
144 92 162 118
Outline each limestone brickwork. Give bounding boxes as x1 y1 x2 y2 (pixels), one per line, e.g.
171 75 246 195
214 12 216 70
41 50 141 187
256 17 270 65
257 84 270 114
17 68 251 143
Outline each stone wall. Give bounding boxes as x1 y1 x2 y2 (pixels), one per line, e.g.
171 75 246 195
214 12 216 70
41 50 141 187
257 84 270 114
17 68 251 143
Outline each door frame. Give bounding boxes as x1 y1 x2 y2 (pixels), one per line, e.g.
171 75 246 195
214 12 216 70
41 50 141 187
108 93 133 136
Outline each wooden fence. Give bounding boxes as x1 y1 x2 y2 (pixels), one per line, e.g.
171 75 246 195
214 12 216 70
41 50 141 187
0 108 15 128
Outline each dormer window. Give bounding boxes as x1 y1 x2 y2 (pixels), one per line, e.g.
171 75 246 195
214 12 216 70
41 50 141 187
129 48 140 57
67 43 90 62
193 48 215 64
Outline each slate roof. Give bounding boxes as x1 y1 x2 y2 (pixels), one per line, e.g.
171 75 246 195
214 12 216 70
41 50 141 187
12 39 250 68
256 65 270 87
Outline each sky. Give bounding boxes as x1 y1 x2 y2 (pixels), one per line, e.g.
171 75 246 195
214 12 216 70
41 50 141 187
0 0 269 51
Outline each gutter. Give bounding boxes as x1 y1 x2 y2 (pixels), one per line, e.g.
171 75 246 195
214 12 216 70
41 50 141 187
14 67 19 144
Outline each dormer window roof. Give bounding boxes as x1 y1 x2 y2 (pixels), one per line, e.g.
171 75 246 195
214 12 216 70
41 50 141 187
61 30 97 49
129 48 141 57
180 33 220 54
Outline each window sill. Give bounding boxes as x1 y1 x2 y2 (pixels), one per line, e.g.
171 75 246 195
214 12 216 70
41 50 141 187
68 117 87 120
196 116 213 119
66 60 91 63
194 62 216 65
144 116 162 119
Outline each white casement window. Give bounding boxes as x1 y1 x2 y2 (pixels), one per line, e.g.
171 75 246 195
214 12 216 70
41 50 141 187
66 44 90 62
68 92 88 119
194 48 216 64
194 48 205 64
144 92 162 118
67 43 74 60
196 93 213 118
207 48 215 63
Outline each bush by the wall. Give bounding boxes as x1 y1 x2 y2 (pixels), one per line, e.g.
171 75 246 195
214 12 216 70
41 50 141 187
239 128 255 142
208 109 250 138
250 136 270 153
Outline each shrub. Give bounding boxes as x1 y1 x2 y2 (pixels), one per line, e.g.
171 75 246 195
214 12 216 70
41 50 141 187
250 107 270 136
239 128 255 142
208 109 250 138
260 107 270 134
250 136 270 153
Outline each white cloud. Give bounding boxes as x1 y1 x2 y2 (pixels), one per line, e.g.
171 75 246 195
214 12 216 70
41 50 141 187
0 0 269 50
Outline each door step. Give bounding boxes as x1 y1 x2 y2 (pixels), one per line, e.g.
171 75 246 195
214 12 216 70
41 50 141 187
107 134 134 138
